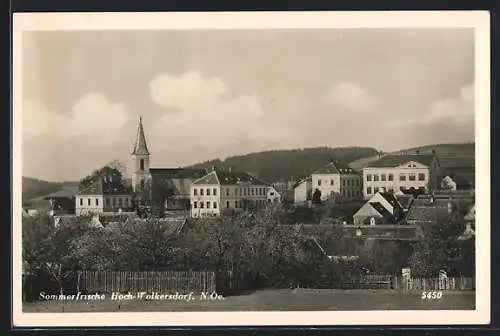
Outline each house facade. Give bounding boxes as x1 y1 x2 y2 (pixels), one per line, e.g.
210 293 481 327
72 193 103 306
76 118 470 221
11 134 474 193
293 177 312 204
190 169 269 217
75 178 133 215
310 160 362 202
267 186 281 203
353 192 407 225
362 154 440 200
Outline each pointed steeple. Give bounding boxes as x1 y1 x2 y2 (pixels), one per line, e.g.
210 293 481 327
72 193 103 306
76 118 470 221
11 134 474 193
132 116 150 155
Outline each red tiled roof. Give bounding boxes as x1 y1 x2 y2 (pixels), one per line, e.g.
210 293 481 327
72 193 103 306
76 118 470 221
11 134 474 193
405 205 450 223
150 168 207 179
365 154 435 168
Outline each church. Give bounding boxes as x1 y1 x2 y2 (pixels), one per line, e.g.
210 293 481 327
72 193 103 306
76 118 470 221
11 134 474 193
130 117 207 216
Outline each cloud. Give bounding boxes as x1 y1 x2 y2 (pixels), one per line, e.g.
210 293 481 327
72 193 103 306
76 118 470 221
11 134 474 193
149 71 229 111
148 71 291 155
22 93 129 140
323 82 378 111
388 84 474 127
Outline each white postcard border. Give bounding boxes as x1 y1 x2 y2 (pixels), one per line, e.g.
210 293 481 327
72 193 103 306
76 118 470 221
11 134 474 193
12 11 491 327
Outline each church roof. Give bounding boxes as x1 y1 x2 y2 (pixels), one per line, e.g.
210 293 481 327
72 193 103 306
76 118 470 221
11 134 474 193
132 117 150 156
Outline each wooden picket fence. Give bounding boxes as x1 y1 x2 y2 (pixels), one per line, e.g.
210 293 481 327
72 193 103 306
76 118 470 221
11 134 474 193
80 271 216 293
393 277 475 291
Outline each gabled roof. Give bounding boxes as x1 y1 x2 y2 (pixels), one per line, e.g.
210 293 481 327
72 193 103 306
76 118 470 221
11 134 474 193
405 204 450 223
131 117 150 155
368 202 393 218
150 168 207 179
396 195 414 210
192 171 220 185
378 192 401 209
77 179 132 196
193 170 268 186
365 154 435 168
292 176 312 189
312 161 359 175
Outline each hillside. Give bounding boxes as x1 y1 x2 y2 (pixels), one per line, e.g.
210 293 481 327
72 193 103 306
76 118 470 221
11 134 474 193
349 143 474 170
22 177 78 205
186 147 379 183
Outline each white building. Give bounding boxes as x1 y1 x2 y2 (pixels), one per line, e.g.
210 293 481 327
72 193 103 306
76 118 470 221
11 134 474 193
292 177 312 204
190 169 269 217
362 154 439 200
310 160 362 202
267 186 281 203
75 177 133 216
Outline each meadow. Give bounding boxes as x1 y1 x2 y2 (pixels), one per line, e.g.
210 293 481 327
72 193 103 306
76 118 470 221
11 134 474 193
23 289 475 312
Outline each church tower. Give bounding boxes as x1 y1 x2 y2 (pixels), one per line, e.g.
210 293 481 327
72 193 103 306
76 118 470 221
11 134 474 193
131 117 151 192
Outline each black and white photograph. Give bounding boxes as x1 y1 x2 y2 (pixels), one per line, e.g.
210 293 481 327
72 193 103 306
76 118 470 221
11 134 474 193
12 11 490 326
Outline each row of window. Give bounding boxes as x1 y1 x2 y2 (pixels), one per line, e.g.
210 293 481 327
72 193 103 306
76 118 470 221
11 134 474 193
192 199 268 210
193 187 267 197
366 173 426 182
317 179 360 187
366 186 426 194
193 188 217 196
79 197 130 207
193 201 218 209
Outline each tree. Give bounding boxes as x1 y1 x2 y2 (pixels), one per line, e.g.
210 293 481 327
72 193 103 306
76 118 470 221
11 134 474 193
79 165 123 190
408 209 473 277
150 178 178 217
312 188 322 205
23 213 92 295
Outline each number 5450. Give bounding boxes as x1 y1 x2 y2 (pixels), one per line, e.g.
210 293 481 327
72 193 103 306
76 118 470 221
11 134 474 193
421 291 443 299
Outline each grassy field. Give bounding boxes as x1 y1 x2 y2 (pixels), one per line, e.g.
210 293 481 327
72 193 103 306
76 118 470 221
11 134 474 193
23 289 475 312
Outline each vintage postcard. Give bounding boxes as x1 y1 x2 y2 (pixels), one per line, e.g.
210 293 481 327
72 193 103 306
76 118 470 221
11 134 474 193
12 11 490 327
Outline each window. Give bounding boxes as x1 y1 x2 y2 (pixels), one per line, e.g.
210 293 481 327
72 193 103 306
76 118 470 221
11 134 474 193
374 175 379 181
118 198 123 207
388 174 394 181
318 179 322 186
140 179 145 190
366 174 372 181
106 198 110 206
206 188 211 196
381 174 386 181
418 173 425 181
226 188 230 196
213 202 217 209
226 201 230 208
374 187 379 193
399 174 406 181
200 202 204 208
87 198 91 206
95 198 99 206
367 187 372 194
80 198 83 206
330 179 334 185
194 201 198 209
140 159 144 170
270 192 274 196
194 188 198 196
409 174 416 181
388 187 394 193
342 179 346 186
251 188 254 196
200 189 204 196
206 201 210 209
213 188 217 196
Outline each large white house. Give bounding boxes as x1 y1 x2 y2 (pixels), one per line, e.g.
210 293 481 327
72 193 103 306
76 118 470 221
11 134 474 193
362 154 440 200
311 160 363 202
75 177 134 216
190 169 269 217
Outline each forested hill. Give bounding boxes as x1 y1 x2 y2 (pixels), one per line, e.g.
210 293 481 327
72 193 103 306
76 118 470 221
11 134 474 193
186 147 379 183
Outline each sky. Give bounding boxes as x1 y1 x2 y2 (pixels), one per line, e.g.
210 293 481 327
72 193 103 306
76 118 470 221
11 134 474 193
21 28 475 182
